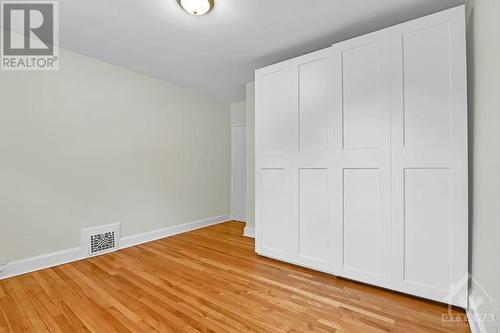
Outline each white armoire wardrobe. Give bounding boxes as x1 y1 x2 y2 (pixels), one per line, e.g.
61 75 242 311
255 6 468 307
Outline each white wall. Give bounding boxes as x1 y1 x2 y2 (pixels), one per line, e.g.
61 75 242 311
230 101 246 125
466 0 500 331
0 47 230 263
245 82 255 229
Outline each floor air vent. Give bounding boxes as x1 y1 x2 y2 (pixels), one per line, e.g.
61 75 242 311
82 223 120 257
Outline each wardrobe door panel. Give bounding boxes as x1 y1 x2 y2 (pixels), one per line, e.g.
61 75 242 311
298 168 329 262
390 5 468 307
402 23 452 148
292 49 334 271
298 58 329 153
343 168 383 276
255 63 293 258
261 168 289 253
261 69 291 154
342 42 382 150
331 30 392 287
403 168 453 290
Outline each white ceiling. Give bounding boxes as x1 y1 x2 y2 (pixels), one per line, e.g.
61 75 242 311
60 0 464 102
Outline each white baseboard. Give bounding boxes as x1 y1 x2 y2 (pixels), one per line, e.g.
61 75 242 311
230 215 246 223
466 306 495 333
466 308 479 333
243 226 255 238
0 247 82 280
120 214 230 249
0 214 230 280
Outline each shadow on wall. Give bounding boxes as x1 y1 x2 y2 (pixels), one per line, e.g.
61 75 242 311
466 0 475 292
252 1 463 70
465 0 500 331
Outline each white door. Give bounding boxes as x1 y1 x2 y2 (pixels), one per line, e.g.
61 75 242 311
255 62 293 259
231 125 247 222
291 49 334 271
389 6 468 307
330 30 392 287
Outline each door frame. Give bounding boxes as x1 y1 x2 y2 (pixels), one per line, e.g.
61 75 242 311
231 123 247 222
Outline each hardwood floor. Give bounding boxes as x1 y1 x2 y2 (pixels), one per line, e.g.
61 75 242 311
0 221 469 332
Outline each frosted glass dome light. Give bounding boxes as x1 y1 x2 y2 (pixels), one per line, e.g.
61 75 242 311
179 0 213 16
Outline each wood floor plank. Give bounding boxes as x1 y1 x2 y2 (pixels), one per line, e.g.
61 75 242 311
0 221 470 332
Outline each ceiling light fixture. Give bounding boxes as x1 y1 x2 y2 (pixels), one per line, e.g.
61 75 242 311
178 0 214 16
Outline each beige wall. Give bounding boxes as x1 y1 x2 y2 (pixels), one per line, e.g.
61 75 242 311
466 0 500 331
0 47 230 262
245 82 255 229
230 101 246 125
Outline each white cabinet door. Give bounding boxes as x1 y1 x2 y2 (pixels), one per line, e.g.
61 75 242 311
330 30 392 287
389 6 468 307
255 62 293 259
290 49 335 272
